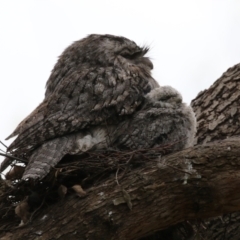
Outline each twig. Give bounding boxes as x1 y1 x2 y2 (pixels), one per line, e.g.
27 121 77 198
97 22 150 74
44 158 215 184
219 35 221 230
0 152 28 163
29 196 46 223
115 168 120 186
0 140 7 149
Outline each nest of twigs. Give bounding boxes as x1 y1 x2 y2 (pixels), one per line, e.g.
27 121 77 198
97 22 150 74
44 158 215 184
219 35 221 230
0 143 174 229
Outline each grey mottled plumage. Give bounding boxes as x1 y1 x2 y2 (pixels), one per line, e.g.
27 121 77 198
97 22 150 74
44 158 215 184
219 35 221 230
1 34 196 180
113 86 196 151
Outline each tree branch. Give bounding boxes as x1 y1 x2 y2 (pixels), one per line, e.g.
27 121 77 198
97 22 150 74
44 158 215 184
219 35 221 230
1 138 240 239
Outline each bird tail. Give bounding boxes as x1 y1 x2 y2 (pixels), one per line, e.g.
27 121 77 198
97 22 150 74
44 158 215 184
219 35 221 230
22 135 74 180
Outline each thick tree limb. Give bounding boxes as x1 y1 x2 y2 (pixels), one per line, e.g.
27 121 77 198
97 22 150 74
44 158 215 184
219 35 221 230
1 138 240 240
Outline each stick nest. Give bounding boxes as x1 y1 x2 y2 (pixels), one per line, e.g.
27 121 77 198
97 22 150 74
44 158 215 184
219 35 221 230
0 144 172 229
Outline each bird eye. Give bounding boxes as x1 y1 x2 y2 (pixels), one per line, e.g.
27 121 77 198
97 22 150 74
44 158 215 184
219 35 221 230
121 51 143 60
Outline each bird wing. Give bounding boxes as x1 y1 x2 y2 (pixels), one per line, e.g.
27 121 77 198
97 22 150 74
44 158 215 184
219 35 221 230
7 64 157 152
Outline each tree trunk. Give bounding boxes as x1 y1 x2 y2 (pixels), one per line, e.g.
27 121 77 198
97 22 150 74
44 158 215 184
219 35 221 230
155 62 240 240
192 63 240 145
1 63 240 239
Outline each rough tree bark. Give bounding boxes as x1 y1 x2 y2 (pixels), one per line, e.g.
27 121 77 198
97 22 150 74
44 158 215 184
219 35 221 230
192 63 240 145
1 63 240 239
188 63 240 240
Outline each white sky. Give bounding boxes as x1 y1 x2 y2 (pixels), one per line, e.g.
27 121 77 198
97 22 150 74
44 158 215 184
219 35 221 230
0 1 240 159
